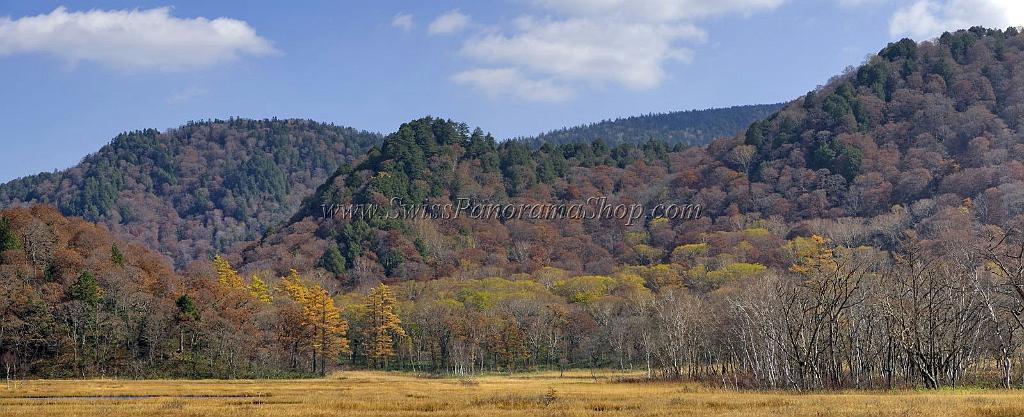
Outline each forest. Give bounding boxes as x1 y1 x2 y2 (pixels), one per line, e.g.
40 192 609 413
5 26 1024 392
0 119 383 268
524 103 783 147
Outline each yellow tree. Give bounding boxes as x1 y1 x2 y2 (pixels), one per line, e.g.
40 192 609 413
278 270 349 374
363 283 406 369
788 234 837 275
278 269 307 300
307 285 350 375
213 255 244 289
277 270 312 369
249 274 272 303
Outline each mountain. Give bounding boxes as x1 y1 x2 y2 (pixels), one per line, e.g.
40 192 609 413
0 118 382 267
0 105 776 270
524 103 783 147
236 117 691 283
239 27 1024 289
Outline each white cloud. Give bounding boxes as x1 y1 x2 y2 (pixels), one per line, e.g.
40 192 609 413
453 68 573 101
428 10 469 35
452 0 782 101
0 6 276 71
392 13 413 31
463 17 701 90
890 0 1024 39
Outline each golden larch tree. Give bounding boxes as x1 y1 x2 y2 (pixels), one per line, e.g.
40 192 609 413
363 283 406 368
307 284 350 375
249 274 272 303
788 234 837 275
213 255 244 289
278 269 349 374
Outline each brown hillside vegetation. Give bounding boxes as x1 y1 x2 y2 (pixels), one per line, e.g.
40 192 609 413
0 205 271 378
0 119 382 268
244 27 1024 284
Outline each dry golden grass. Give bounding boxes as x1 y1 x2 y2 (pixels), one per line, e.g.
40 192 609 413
1 370 1023 416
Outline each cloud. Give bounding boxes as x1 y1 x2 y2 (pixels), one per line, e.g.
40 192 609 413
428 10 469 35
391 13 413 31
452 0 782 101
890 0 1024 39
463 16 701 90
0 6 276 71
453 68 573 101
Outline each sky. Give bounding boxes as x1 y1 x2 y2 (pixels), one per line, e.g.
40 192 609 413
1 0 1022 182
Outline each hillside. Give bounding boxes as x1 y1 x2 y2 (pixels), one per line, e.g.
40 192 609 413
0 119 382 267
237 117 701 283
220 27 1024 389
524 103 783 147
241 26 1024 297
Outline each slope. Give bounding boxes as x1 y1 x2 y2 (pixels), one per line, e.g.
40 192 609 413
0 118 382 267
239 27 1024 292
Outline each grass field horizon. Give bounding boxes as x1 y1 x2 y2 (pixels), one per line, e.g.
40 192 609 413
2 370 1024 417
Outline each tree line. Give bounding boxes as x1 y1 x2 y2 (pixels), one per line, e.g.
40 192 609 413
7 202 1024 389
215 221 1024 389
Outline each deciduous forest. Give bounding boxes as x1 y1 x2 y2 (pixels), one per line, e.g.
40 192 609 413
0 119 383 268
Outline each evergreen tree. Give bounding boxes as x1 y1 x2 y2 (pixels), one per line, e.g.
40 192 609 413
111 243 125 266
320 245 347 276
0 216 20 252
69 271 102 306
176 294 200 322
175 294 200 353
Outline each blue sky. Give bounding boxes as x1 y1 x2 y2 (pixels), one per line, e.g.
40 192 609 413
1 0 1020 182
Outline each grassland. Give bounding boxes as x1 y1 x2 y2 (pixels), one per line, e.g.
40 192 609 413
1 371 1023 417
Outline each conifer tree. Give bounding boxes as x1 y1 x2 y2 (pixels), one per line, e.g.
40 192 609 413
307 284 349 375
0 217 20 252
278 270 349 374
363 283 406 368
788 234 837 275
111 243 125 266
320 245 347 275
175 294 200 353
213 255 244 289
249 274 272 303
69 271 102 306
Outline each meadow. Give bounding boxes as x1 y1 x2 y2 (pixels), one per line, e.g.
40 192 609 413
1 371 1023 417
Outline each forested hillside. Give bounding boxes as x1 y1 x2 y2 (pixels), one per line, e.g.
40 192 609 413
242 26 1024 284
525 103 783 147
0 119 382 267
224 27 1024 389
